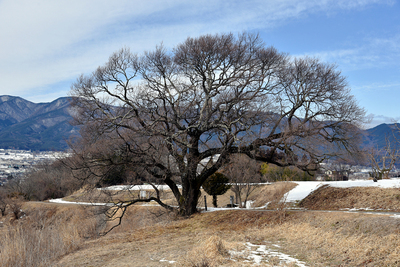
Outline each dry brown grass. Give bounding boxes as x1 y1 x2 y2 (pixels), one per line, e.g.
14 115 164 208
253 182 297 208
51 207 400 266
200 182 296 210
4 182 400 266
179 235 230 267
252 211 400 266
0 202 101 267
299 185 400 211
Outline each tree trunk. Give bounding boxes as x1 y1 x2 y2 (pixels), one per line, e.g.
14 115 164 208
180 184 201 216
212 195 217 207
233 187 242 208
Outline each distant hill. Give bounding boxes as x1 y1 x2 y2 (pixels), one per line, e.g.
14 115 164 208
363 123 400 150
0 96 79 151
0 95 398 152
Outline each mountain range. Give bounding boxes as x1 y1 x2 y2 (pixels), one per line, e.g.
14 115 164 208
0 96 78 151
0 95 398 152
363 123 400 150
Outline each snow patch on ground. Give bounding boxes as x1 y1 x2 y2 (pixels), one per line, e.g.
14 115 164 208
201 206 242 212
159 258 176 264
50 179 400 210
48 198 112 206
100 184 181 191
229 242 308 266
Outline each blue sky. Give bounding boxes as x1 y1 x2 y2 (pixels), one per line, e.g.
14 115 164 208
0 0 399 128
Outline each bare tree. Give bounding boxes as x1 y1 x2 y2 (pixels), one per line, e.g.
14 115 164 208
368 138 398 180
69 32 365 219
224 155 262 208
330 161 350 181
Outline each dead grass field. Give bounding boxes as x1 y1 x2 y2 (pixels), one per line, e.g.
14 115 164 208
0 202 102 267
54 208 400 266
299 185 400 212
2 182 400 266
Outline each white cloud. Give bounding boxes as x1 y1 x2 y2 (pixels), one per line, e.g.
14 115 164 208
299 34 400 71
365 114 400 129
0 0 394 100
334 0 395 9
353 82 400 92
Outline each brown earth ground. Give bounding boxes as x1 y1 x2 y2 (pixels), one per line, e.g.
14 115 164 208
1 182 400 266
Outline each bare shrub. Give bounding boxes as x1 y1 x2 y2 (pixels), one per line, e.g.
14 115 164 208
224 154 262 208
180 235 229 267
16 159 82 201
8 197 24 221
367 137 399 180
261 163 314 182
0 188 8 216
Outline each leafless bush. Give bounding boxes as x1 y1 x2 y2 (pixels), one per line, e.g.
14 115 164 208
0 188 8 216
274 186 290 224
368 137 399 180
4 159 82 202
8 197 24 220
224 155 262 208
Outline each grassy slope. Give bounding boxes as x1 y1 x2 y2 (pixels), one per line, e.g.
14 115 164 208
299 184 400 211
54 208 400 267
2 183 400 266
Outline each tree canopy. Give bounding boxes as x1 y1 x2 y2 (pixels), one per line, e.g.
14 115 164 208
69 32 365 217
202 172 231 207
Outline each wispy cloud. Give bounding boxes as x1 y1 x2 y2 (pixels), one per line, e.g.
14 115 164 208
352 82 400 92
301 34 400 71
0 0 394 101
365 114 400 128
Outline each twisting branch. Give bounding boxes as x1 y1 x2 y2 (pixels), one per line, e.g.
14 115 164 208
69 32 366 226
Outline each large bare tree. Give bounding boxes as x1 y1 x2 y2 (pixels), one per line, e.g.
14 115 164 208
69 33 365 217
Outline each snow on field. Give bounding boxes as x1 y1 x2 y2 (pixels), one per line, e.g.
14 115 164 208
48 198 112 206
285 178 400 202
100 184 181 190
50 179 400 208
229 242 308 266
